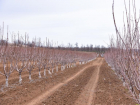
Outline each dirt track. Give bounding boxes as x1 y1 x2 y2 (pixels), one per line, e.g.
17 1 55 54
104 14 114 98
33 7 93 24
0 57 137 105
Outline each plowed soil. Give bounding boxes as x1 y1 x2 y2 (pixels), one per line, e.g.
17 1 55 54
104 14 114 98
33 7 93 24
0 57 137 105
93 59 137 105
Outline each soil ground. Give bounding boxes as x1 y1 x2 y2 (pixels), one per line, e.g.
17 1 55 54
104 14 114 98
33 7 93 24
93 59 137 105
0 57 137 105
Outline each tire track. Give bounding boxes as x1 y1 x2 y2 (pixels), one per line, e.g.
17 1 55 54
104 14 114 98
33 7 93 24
74 58 103 105
25 59 99 105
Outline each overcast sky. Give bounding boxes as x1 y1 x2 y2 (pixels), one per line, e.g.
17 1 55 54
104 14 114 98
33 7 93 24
0 0 140 47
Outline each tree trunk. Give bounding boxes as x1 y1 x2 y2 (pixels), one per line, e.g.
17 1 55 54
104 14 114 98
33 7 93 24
48 69 52 75
64 65 65 70
5 77 9 87
39 70 41 78
61 66 63 71
69 64 71 68
19 72 22 84
139 93 140 101
44 68 46 77
52 68 54 73
29 71 32 81
74 63 76 67
56 66 58 72
123 82 125 87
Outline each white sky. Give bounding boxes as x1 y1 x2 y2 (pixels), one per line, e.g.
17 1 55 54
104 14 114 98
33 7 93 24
0 0 140 47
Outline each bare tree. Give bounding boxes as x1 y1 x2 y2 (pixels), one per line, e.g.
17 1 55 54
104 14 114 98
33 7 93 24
104 0 140 103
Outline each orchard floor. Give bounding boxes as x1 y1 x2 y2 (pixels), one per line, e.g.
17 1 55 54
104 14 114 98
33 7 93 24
0 57 137 105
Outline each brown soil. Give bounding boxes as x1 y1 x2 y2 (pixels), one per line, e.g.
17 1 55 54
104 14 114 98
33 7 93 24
26 61 94 105
0 58 95 105
93 59 137 105
0 57 137 105
38 66 96 105
0 65 62 86
74 58 103 105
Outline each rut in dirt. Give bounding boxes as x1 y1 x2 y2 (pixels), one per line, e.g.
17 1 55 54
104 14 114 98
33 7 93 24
26 57 103 105
1 57 136 105
74 58 103 105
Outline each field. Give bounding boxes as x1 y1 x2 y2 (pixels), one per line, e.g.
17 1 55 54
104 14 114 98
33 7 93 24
0 56 137 105
1 0 140 104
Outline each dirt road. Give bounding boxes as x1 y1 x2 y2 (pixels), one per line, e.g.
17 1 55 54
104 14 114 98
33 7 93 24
74 58 103 105
26 58 103 105
0 57 137 105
